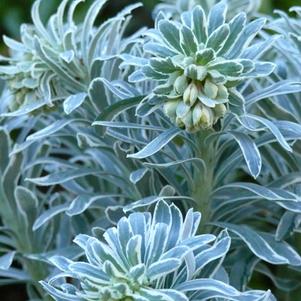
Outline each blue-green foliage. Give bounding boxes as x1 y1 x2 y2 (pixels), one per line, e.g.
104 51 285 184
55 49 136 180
0 0 301 300
41 201 274 301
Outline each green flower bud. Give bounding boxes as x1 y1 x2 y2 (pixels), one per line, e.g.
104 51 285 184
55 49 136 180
214 103 227 119
217 84 229 100
176 101 190 118
176 116 185 128
183 83 199 106
192 103 203 128
204 80 218 99
200 105 214 128
184 64 198 80
184 64 207 81
164 100 180 121
174 74 188 94
183 86 190 105
181 110 194 132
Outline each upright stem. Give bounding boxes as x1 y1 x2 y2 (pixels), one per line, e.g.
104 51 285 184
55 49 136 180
15 234 50 299
192 129 216 231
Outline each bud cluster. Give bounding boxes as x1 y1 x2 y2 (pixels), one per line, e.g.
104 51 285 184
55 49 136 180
162 69 229 132
138 2 275 132
0 31 62 113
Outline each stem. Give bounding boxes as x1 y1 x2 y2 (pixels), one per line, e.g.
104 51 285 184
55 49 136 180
192 129 216 231
15 239 50 300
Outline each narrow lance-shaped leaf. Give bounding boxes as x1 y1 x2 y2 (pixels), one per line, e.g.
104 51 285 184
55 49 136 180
229 131 262 178
127 128 182 159
93 96 145 136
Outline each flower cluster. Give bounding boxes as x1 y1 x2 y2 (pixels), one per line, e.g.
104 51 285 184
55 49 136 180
136 2 274 132
0 28 62 113
0 0 86 113
0 0 140 115
42 201 273 301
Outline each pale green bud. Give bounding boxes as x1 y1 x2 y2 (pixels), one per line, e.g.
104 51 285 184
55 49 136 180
164 100 180 121
200 105 214 128
184 65 207 81
181 110 194 132
176 101 190 118
190 84 199 106
184 64 207 81
183 83 199 106
176 116 185 128
184 64 198 80
217 84 229 100
174 74 188 94
214 103 227 119
204 80 218 99
192 103 203 128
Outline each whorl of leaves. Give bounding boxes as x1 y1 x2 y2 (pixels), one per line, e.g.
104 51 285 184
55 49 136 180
42 201 273 301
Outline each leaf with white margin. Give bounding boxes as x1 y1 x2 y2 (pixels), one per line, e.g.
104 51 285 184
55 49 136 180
26 119 74 141
33 204 69 231
147 258 182 279
0 252 15 270
215 223 301 266
26 168 101 186
63 93 87 114
128 128 182 159
229 131 262 178
130 168 148 184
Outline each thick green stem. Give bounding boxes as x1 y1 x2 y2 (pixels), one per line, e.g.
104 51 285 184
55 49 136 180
15 236 50 300
192 129 216 231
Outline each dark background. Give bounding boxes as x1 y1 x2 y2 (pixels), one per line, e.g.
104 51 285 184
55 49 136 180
0 0 299 40
0 0 300 300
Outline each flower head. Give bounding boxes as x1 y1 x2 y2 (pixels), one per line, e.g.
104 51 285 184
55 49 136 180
41 201 273 301
0 0 88 113
136 2 274 132
0 0 141 115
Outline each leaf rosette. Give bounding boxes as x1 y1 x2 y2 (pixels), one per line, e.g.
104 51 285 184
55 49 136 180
41 201 273 301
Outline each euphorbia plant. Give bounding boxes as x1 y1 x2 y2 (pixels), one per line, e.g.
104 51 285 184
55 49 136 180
0 0 301 300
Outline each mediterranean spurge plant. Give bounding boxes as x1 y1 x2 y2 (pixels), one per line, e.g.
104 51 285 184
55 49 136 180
0 0 301 300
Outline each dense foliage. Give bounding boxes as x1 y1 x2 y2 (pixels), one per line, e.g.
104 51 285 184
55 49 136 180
0 0 301 300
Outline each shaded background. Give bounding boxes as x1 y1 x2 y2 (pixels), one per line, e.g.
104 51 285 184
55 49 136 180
0 0 300 300
0 0 299 40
